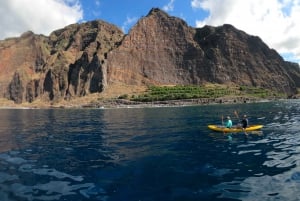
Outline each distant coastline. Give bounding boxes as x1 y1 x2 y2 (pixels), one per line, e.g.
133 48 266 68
14 97 281 109
0 96 298 109
81 97 276 109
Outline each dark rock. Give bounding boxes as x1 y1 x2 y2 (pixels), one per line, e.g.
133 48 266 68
7 72 24 104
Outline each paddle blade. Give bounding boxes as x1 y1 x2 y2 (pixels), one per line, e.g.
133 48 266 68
234 110 239 119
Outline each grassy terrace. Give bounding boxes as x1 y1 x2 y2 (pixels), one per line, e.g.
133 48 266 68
119 85 286 102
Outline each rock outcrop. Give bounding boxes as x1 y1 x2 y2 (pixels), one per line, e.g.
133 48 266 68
0 20 123 103
0 8 299 104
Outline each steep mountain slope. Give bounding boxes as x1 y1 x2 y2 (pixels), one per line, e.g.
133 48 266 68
1 20 124 103
107 8 203 85
107 8 299 95
0 31 50 103
195 24 299 94
0 8 299 104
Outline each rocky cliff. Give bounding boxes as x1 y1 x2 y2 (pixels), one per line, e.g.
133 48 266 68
0 20 123 103
0 8 299 104
107 8 300 95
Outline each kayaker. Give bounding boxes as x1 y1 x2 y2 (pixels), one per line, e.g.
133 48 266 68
241 115 248 135
225 116 233 128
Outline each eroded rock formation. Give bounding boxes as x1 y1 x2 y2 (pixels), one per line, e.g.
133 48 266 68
0 20 123 103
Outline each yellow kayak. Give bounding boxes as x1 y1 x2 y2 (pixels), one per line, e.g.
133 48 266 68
208 125 263 133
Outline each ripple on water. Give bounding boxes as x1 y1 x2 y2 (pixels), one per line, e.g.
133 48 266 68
214 170 300 201
212 103 300 200
0 152 107 201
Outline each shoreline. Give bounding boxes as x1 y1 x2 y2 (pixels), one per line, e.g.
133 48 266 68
0 96 299 109
0 96 297 109
82 97 260 109
88 97 277 109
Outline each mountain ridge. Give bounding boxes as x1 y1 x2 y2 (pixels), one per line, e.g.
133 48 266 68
0 8 299 106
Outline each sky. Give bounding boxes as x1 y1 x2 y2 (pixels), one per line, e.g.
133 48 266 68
1 0 300 64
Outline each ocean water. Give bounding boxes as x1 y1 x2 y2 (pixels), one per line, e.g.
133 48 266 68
0 100 299 201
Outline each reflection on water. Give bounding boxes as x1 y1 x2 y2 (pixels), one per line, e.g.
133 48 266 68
0 100 299 200
0 151 100 200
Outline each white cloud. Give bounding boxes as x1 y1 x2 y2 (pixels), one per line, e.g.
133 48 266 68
163 0 175 12
191 0 202 9
0 0 83 40
95 0 100 7
191 0 300 63
122 16 138 33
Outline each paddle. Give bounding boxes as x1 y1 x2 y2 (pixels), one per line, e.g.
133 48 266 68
221 115 224 126
234 110 240 121
234 110 241 128
221 115 225 134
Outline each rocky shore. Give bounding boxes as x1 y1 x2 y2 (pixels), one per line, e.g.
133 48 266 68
0 95 295 109
79 96 272 109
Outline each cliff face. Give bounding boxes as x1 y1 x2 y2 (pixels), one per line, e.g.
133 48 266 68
194 24 299 94
0 21 123 103
0 31 50 103
0 8 299 104
42 21 123 103
107 8 299 95
107 8 204 85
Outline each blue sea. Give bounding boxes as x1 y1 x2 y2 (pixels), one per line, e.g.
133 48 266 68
0 100 300 201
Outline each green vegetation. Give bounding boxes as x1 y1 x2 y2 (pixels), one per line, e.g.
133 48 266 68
238 85 285 98
119 85 286 102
